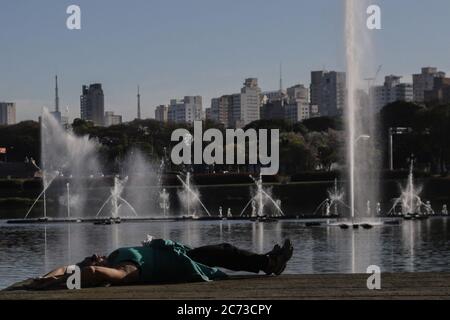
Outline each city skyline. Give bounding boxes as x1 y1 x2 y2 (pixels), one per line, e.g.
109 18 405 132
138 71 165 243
1 0 450 122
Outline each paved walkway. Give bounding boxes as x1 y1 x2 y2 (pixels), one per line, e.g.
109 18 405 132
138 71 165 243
1 273 450 300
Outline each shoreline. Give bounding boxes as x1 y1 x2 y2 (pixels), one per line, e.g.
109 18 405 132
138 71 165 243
2 273 450 300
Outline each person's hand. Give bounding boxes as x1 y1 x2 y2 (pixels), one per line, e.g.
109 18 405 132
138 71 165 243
78 254 108 267
92 254 108 266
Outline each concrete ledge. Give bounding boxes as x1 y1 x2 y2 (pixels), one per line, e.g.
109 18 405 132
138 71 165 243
2 273 450 300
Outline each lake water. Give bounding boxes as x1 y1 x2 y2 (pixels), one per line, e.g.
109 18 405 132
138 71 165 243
1 218 450 289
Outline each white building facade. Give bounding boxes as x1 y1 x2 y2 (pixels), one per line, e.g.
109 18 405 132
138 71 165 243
0 102 16 125
371 75 413 112
104 111 122 126
229 78 261 128
167 96 203 124
155 105 168 122
287 84 309 105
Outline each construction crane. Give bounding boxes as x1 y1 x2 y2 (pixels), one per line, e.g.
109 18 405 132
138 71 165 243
364 65 382 94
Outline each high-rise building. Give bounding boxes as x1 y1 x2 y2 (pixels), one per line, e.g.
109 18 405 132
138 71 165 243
229 94 242 128
371 75 413 111
424 77 450 104
209 95 232 127
287 84 309 105
184 96 203 123
0 102 16 125
310 105 320 118
260 100 285 121
310 71 324 108
205 108 212 121
104 111 122 126
229 78 261 128
310 71 346 117
167 96 202 124
80 83 105 126
396 84 414 102
155 105 168 122
168 99 184 123
413 67 446 103
261 90 286 104
285 102 311 123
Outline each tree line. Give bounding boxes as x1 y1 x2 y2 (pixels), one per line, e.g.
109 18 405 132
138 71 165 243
0 102 448 176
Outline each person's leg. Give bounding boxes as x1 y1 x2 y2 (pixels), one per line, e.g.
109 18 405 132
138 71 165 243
187 243 269 273
42 265 68 278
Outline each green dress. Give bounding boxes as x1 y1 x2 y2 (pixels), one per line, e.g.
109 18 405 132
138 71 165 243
107 239 228 284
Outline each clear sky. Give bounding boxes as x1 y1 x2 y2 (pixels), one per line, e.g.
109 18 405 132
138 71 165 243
1 0 450 122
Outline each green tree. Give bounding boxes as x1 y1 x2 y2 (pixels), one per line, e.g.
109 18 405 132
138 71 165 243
244 119 293 132
279 132 316 174
302 116 342 132
0 121 40 163
416 104 450 174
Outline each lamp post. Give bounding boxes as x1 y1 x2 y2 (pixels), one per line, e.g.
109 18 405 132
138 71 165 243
355 135 371 143
388 127 412 171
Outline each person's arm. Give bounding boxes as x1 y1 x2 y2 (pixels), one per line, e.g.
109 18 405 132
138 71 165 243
28 264 139 290
43 266 68 278
81 264 139 288
27 265 70 290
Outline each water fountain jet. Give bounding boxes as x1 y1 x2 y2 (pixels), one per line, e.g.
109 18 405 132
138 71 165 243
39 108 102 218
345 0 379 229
95 176 139 220
159 188 170 217
387 159 433 219
314 179 349 217
176 172 211 217
24 169 60 219
240 174 284 220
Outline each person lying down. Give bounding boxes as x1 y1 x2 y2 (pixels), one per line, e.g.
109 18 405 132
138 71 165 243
27 238 294 290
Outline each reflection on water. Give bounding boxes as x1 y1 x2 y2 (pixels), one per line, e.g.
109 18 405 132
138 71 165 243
1 218 450 289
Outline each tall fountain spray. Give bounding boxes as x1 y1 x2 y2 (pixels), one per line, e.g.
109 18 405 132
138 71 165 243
158 156 169 217
123 150 160 217
405 161 417 214
345 0 378 222
66 183 70 218
111 176 125 218
256 175 264 218
32 109 159 219
176 172 211 217
40 108 101 218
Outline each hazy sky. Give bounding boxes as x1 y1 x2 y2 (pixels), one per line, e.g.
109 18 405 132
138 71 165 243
1 0 450 122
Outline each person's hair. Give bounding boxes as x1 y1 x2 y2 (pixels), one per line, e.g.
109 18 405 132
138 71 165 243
76 260 91 269
76 255 108 268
